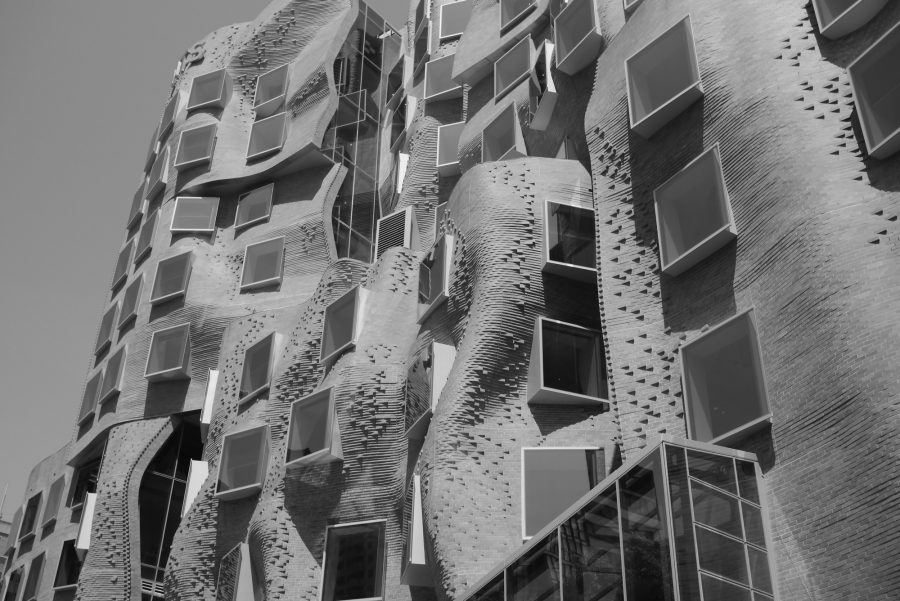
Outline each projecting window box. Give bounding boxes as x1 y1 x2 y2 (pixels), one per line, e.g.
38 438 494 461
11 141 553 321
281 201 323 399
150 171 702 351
21 552 44 601
111 240 133 291
18 493 42 543
406 341 456 439
554 0 604 76
654 144 735 276
94 302 119 356
236 183 275 230
238 333 276 405
680 308 772 445
321 521 386 601
847 20 900 159
41 476 65 530
53 540 83 591
439 0 472 41
626 15 703 138
127 183 145 230
187 68 229 112
542 199 596 282
418 235 454 324
171 196 219 233
150 251 192 305
500 0 536 34
482 103 527 163
494 35 535 101
401 474 430 586
174 123 217 170
247 112 287 161
424 54 463 102
527 316 609 406
529 41 558 132
320 286 369 364
145 146 169 201
413 20 432 76
134 209 158 264
144 323 191 382
118 275 143 330
144 125 159 175
812 0 888 39
158 93 180 143
374 206 419 260
240 236 285 290
215 425 269 501
99 345 127 405
436 122 465 176
77 370 103 426
285 388 343 466
254 63 289 119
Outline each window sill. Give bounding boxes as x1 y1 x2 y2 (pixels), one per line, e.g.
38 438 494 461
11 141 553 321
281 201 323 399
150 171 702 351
527 386 610 407
215 483 262 502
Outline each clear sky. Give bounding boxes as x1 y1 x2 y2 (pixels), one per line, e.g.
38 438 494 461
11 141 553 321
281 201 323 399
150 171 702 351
0 0 407 520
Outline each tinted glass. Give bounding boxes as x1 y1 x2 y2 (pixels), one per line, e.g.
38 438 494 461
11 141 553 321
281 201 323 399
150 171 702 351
287 392 331 462
119 277 143 328
79 371 103 421
43 477 65 525
248 113 286 157
687 450 736 494
742 502 766 548
100 346 126 399
324 524 384 601
508 535 560 601
701 573 752 601
177 124 216 165
54 540 83 587
691 480 742 538
524 448 603 537
695 527 748 585
20 493 42 538
256 65 288 106
560 489 622 601
138 473 170 565
189 70 225 107
541 321 606 398
113 241 134 288
547 202 595 269
70 460 100 507
136 210 158 259
22 553 44 600
95 303 118 353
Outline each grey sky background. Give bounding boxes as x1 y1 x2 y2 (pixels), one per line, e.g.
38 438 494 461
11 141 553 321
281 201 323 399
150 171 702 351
0 0 407 519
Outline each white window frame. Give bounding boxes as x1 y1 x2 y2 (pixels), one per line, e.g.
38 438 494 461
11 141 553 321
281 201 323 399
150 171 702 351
238 333 276 405
214 424 270 501
186 68 229 112
542 198 597 282
436 122 465 176
135 209 158 264
481 103 527 163
374 206 418 260
320 520 387 601
418 234 454 324
812 0 888 39
554 0 603 76
499 0 536 34
171 196 219 234
246 111 287 162
494 35 535 101
235 183 275 230
320 286 369 364
239 236 286 291
149 250 193 305
285 387 343 467
400 474 430 586
254 63 290 119
174 122 217 170
118 275 143 330
94 302 119 356
144 322 192 382
530 40 558 132
406 341 456 439
78 370 103 426
423 54 463 102
99 344 127 404
439 0 472 41
847 20 900 159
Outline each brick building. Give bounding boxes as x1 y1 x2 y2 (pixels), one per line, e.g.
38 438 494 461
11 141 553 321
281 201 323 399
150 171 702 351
2 0 900 600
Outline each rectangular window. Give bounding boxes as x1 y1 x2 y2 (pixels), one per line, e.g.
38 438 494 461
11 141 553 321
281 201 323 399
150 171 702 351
240 237 285 291
543 200 596 281
654 144 736 276
158 93 180 143
680 309 771 444
19 493 42 542
413 20 432 75
847 20 900 158
626 15 703 138
99 345 127 403
554 0 603 76
812 0 888 39
187 68 229 112
111 240 133 291
424 54 462 102
150 251 192 305
94 302 119 356
530 40 558 132
135 209 158 264
24 556 47 601
144 323 191 381
418 235 454 323
254 63 289 119
145 146 169 201
78 370 103 426
559 488 622 601
174 123 217 170
69 459 100 509
239 333 275 404
215 425 269 501
3 568 23 601
406 341 456 439
75 492 97 557
235 183 275 230
53 540 82 590
286 388 342 465
481 103 527 162
527 317 608 405
42 477 66 529
172 196 219 233
439 0 472 41
436 122 465 176
118 275 143 330
500 0 536 33
322 521 386 601
507 535 560 601
522 447 604 539
247 112 287 161
144 125 159 174
320 286 368 363
494 35 534 101
127 183 145 230
375 207 417 260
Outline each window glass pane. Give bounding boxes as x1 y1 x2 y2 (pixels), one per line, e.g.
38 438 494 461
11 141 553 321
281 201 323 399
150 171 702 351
44 477 65 525
3 568 23 601
119 277 143 329
690 479 742 538
100 346 127 400
524 448 603 537
255 64 288 106
240 335 273 399
471 574 504 601
173 197 218 231
495 37 532 97
152 253 191 301
508 534 560 601
420 237 447 304
736 461 759 503
54 540 83 588
741 502 765 549
175 423 204 480
219 429 265 492
96 303 118 354
22 553 44 600
217 545 242 601
20 494 42 538
322 289 358 358
560 489 622 601
189 70 225 108
242 238 284 287
146 325 189 375
687 450 736 494
700 573 752 601
176 124 216 166
747 545 772 594
541 322 605 398
287 392 331 462
323 523 384 601
547 202 595 269
237 184 274 228
113 241 134 289
501 0 535 29
664 445 699 601
248 113 286 158
695 526 749 585
138 473 171 565
158 480 186 569
136 210 158 262
70 459 100 507
79 371 103 422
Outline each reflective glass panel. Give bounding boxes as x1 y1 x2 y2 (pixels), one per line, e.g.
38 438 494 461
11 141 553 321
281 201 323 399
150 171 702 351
218 428 266 493
541 321 606 398
523 448 603 537
695 526 749 585
323 523 385 601
691 479 743 538
560 489 622 601
701 573 752 601
687 450 736 494
173 197 218 232
322 289 358 359
146 325 190 375
508 534 560 601
547 202 595 269
152 253 191 302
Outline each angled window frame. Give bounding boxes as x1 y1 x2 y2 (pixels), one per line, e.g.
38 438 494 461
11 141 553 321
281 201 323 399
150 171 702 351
418 234 455 324
118 274 143 330
320 520 387 601
94 302 119 356
401 474 431 586
77 369 103 426
254 63 290 119
238 333 276 405
437 121 465 176
41 476 66 529
494 35 535 101
214 424 270 501
847 20 900 159
239 236 286 291
439 0 473 41
171 196 219 234
68 458 101 511
127 182 145 230
52 540 82 592
144 124 160 174
246 111 288 162
554 0 604 76
158 93 180 143
319 286 369 364
542 198 597 282
19 492 43 543
174 122 217 170
406 341 456 439
149 250 193 305
111 240 134 291
186 68 229 112
481 103 527 163
812 0 889 39
144 322 192 382
235 183 275 230
99 344 127 404
413 20 433 77
423 54 463 102
135 208 158 264
285 387 343 467
529 40 558 132
21 551 44 601
500 0 537 34
375 206 418 260
145 145 169 202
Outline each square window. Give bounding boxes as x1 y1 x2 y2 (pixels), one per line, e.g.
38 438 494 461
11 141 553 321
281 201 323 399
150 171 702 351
135 209 158 264
118 275 143 330
158 94 180 142
174 123 217 170
69 459 100 510
78 370 103 426
439 0 472 41
654 144 736 276
144 323 191 382
171 196 219 233
680 309 771 444
436 122 465 176
111 240 133 291
543 200 596 281
247 112 287 161
236 183 275 230
150 251 192 305
127 183 145 230
626 16 703 138
812 0 888 39
424 54 462 102
215 425 269 501
19 493 42 542
494 35 535 101
240 237 285 290
94 302 119 356
522 447 604 538
554 0 603 76
527 317 608 405
418 235 454 323
21 552 44 601
53 540 82 590
530 41 558 132
320 286 368 363
375 207 418 260
500 0 536 33
3 568 23 601
187 68 229 112
285 388 343 465
99 345 127 403
406 341 456 439
322 522 386 601
847 20 900 159
239 333 275 404
481 103 527 162
146 146 169 201
254 63 289 119
42 477 66 529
